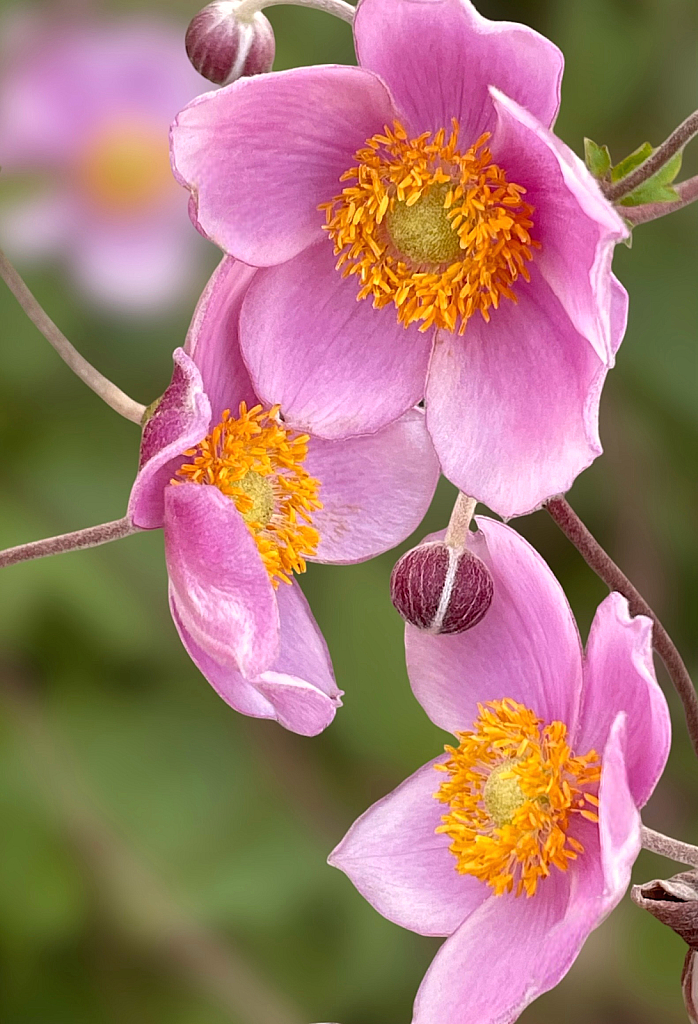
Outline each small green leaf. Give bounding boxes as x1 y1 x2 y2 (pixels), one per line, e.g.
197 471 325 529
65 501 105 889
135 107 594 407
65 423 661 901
619 151 683 206
611 141 653 182
584 138 611 179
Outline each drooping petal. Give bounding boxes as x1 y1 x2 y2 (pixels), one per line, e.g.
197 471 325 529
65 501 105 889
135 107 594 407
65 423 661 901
576 593 671 808
425 269 608 518
240 242 431 439
354 0 563 142
164 481 279 678
306 408 439 563
406 518 583 734
489 88 629 365
185 255 258 423
128 348 211 530
329 758 489 937
170 582 340 735
170 66 398 266
596 714 642 907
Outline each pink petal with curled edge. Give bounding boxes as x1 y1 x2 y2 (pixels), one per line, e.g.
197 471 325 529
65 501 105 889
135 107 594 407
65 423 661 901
306 408 439 564
240 242 431 439
170 66 397 266
489 88 628 366
171 582 340 735
596 714 642 909
406 518 583 734
185 256 258 424
164 481 279 678
128 348 211 530
425 269 609 519
576 593 670 809
329 758 489 937
354 0 563 141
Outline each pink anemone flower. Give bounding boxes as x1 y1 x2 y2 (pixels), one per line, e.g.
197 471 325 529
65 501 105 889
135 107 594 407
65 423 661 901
128 258 440 735
329 518 671 1022
0 13 207 313
171 0 630 518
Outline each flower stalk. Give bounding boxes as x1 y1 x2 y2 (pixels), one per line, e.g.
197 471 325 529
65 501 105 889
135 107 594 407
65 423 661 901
622 174 698 226
445 492 477 550
603 109 698 203
0 517 140 570
233 0 355 24
0 249 146 425
546 495 698 759
641 827 698 869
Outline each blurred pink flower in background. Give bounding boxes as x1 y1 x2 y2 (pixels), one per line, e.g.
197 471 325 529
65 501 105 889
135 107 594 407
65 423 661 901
0 10 208 313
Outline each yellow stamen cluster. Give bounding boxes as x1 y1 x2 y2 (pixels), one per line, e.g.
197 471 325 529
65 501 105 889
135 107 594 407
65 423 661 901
435 698 601 898
320 120 537 334
175 403 322 586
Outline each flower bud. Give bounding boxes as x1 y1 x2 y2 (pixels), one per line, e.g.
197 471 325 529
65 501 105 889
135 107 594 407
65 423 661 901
185 1 275 87
390 541 494 635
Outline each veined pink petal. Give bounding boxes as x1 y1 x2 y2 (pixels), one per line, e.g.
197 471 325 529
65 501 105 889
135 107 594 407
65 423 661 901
306 408 440 564
405 518 583 734
354 0 563 141
576 593 671 808
128 348 211 530
185 255 258 423
596 714 642 908
425 270 609 518
489 87 629 365
165 481 279 678
170 66 398 265
329 758 489 937
239 242 431 439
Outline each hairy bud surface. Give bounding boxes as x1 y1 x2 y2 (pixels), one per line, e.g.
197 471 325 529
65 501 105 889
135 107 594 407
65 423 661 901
186 1 275 86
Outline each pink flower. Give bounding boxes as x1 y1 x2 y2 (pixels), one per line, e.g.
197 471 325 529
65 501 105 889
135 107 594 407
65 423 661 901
329 519 670 1022
129 258 440 735
171 0 629 518
0 12 207 313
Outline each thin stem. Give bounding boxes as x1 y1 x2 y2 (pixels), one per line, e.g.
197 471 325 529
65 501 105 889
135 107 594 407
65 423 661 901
642 826 698 869
0 517 140 569
235 0 355 23
546 496 698 758
603 110 698 203
445 492 477 550
0 249 146 424
621 174 698 226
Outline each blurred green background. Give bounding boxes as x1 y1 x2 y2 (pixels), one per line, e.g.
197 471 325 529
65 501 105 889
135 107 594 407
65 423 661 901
0 0 697 1020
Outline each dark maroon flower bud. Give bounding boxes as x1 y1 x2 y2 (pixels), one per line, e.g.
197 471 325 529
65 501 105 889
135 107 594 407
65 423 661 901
185 1 275 87
390 541 494 635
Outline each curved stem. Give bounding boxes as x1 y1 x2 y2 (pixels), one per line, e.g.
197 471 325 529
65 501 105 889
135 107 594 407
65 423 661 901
235 0 355 24
0 249 146 424
641 826 698 869
0 517 140 569
546 496 698 758
603 109 698 203
622 174 698 226
445 492 477 550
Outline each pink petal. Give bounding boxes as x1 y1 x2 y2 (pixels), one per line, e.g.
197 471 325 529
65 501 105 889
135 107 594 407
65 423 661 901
185 255 258 423
170 66 397 266
596 713 642 906
164 481 279 678
489 88 629 365
171 582 340 735
406 518 583 734
425 270 609 518
128 348 211 530
354 0 563 141
240 242 431 439
306 408 439 563
576 593 671 809
329 758 489 937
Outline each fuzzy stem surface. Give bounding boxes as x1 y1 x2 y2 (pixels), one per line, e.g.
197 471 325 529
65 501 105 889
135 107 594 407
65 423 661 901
234 0 355 23
641 826 698 869
546 496 698 758
445 493 477 550
0 249 146 424
603 110 698 203
622 174 698 226
0 517 140 569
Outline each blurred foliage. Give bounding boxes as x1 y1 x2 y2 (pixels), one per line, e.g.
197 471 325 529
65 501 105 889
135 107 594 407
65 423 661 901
0 0 697 1021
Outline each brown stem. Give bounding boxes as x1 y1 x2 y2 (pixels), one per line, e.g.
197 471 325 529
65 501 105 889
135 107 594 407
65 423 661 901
641 826 698 869
0 517 140 568
546 496 698 758
621 174 698 226
603 110 698 203
0 249 146 424
445 493 477 550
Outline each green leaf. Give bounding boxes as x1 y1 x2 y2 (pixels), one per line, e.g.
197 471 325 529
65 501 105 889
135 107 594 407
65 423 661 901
611 141 653 182
619 150 683 206
584 138 612 179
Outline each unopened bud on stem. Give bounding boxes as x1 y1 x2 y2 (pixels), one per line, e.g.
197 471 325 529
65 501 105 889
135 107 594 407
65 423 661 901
186 0 275 86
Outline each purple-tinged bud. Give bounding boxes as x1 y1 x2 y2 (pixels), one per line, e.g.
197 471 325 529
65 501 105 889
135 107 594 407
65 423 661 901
186 1 275 87
390 541 494 635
